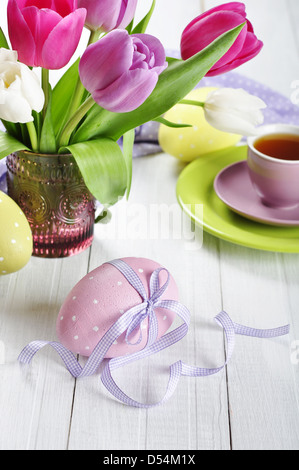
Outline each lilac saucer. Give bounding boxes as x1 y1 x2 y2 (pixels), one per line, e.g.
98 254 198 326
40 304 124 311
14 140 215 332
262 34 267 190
214 160 299 227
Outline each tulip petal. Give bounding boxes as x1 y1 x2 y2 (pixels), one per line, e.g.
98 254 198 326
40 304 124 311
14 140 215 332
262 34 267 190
79 30 133 92
19 63 44 112
0 86 34 123
22 6 62 66
234 31 263 61
24 0 51 8
52 0 76 17
117 0 138 28
205 88 267 111
92 69 159 113
0 49 18 62
132 34 167 72
41 8 86 69
7 0 36 67
204 87 266 136
184 2 246 32
206 33 263 76
204 106 263 136
78 0 120 31
181 11 247 65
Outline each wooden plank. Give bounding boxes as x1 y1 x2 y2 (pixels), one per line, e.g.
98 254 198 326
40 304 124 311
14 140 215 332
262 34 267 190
281 253 299 390
0 252 90 450
218 243 299 450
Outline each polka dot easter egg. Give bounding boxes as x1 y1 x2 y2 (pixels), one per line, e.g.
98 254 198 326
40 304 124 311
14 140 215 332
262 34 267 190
158 87 242 162
57 257 179 358
0 191 33 275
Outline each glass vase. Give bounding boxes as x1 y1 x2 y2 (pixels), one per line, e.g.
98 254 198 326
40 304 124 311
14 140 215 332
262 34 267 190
6 151 96 258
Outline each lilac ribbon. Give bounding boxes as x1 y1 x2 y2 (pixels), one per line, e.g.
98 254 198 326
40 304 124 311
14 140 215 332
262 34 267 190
18 260 290 408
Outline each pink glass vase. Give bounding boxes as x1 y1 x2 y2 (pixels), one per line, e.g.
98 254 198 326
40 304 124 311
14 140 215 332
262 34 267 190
6 151 96 258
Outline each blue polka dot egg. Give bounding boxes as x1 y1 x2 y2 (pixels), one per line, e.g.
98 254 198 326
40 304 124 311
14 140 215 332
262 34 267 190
0 191 33 275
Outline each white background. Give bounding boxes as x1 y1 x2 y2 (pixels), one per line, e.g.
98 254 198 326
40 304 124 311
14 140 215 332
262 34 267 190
1 0 299 450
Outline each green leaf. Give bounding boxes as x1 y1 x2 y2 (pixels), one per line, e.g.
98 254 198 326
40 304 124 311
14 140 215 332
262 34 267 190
51 58 80 135
0 28 9 49
60 138 127 206
154 117 192 128
0 130 29 160
39 88 57 153
166 56 181 66
122 129 135 199
73 23 245 143
20 123 31 149
1 119 21 140
126 18 134 34
95 208 112 224
132 0 156 34
32 110 42 143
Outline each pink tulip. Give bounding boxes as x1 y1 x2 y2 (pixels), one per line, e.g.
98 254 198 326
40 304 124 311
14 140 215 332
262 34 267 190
79 30 167 113
180 2 263 77
77 0 138 32
7 0 86 70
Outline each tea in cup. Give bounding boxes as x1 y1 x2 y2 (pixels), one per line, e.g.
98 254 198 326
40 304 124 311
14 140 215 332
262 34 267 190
247 124 299 208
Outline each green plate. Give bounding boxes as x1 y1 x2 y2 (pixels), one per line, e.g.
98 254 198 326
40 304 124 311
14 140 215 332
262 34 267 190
176 145 299 253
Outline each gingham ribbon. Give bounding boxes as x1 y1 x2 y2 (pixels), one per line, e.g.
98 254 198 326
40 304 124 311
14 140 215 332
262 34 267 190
18 259 290 408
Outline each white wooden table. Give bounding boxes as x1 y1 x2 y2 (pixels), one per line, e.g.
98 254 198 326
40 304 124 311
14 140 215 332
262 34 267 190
1 0 299 451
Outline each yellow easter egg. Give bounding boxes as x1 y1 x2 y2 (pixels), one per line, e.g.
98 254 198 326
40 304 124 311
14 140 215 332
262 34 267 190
0 191 33 275
158 87 242 162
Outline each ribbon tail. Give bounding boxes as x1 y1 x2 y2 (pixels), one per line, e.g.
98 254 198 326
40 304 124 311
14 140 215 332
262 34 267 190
233 322 290 338
18 341 83 378
101 359 183 409
181 311 290 378
100 299 191 408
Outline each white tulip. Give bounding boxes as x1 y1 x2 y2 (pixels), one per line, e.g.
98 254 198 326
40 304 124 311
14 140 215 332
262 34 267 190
203 88 267 136
0 48 44 124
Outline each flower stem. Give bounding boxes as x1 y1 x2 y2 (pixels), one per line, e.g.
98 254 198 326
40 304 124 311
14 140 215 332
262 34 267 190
179 99 205 107
66 29 101 120
58 95 95 148
26 121 39 153
41 68 50 119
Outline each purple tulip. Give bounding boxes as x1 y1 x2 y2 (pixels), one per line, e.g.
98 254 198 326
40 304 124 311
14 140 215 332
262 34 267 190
79 30 167 113
77 0 138 32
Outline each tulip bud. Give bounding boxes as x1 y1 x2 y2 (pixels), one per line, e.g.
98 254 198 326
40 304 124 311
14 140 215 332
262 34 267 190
203 88 267 136
181 2 263 77
7 0 86 70
79 30 167 113
77 0 138 32
0 48 44 123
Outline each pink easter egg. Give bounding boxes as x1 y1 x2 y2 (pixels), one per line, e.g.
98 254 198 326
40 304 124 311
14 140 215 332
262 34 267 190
56 257 179 358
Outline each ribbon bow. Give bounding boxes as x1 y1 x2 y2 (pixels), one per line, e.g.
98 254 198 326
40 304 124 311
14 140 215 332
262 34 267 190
112 260 172 348
18 259 290 408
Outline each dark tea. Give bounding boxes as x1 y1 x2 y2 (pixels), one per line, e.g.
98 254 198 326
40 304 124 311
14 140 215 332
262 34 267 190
254 133 299 161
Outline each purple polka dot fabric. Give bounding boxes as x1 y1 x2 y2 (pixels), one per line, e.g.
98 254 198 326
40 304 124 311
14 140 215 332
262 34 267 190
1 68 299 193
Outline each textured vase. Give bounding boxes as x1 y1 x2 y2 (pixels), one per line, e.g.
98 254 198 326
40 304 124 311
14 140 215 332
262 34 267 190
6 151 96 258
